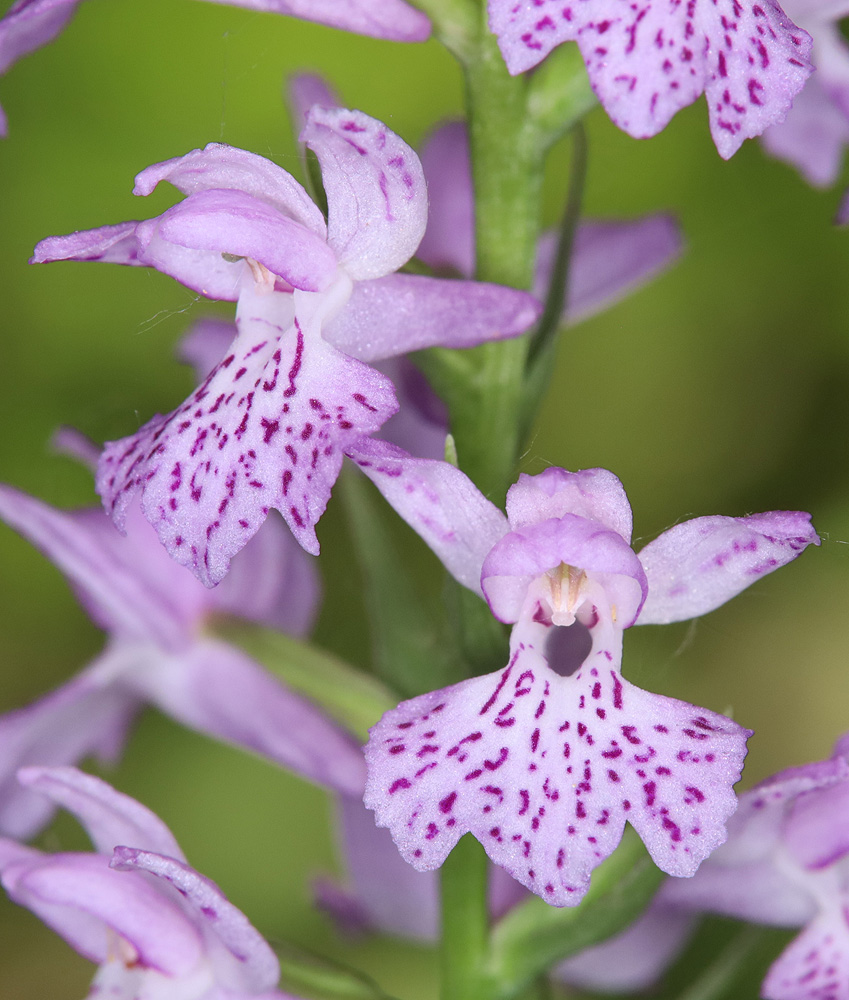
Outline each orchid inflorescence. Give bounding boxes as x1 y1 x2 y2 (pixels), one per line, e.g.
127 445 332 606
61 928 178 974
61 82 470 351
0 1 846 999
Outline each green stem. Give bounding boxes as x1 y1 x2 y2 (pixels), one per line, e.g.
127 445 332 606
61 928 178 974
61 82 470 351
442 17 544 503
440 836 496 1000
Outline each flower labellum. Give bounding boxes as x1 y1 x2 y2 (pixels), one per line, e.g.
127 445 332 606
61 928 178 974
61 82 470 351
348 444 819 904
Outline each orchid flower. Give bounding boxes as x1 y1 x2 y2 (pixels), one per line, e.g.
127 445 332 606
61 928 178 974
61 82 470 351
0 426 365 839
757 0 849 184
487 0 814 159
344 442 819 905
558 733 849 998
33 107 541 586
0 765 297 999
661 733 849 999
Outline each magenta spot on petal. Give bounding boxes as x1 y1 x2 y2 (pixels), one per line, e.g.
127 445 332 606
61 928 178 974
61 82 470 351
439 792 457 814
389 779 411 794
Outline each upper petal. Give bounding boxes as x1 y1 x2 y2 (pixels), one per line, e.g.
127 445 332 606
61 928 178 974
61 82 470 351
487 0 813 159
137 188 339 293
505 468 634 542
111 847 281 993
302 106 427 279
18 765 186 860
322 272 541 362
97 286 396 584
133 142 327 238
196 0 431 41
345 439 509 595
365 617 750 906
481 515 648 627
636 510 819 625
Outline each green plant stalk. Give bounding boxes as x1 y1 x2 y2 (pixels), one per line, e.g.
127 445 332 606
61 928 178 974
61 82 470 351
440 835 497 1000
448 24 541 503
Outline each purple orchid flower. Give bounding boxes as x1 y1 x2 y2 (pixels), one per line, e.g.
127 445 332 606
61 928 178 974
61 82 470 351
33 107 541 587
556 733 849 998
0 765 297 999
759 0 849 184
487 0 814 159
660 733 849 1000
0 426 365 840
342 441 819 906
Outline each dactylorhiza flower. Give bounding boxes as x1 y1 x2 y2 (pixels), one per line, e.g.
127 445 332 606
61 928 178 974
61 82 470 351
759 0 849 184
663 732 849 1000
553 733 849 998
0 765 298 999
0 0 429 133
344 445 819 906
33 106 541 587
487 0 814 159
0 430 365 840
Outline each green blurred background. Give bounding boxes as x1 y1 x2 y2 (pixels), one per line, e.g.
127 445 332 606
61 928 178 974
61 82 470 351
0 1 848 996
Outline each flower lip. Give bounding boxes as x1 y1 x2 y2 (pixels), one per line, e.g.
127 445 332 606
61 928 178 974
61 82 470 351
481 514 648 628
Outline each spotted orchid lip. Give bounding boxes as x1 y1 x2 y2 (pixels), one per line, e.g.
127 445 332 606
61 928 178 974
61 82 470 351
364 617 751 907
487 0 813 159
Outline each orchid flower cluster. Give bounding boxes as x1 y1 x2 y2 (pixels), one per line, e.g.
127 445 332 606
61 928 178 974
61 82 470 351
0 0 846 999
